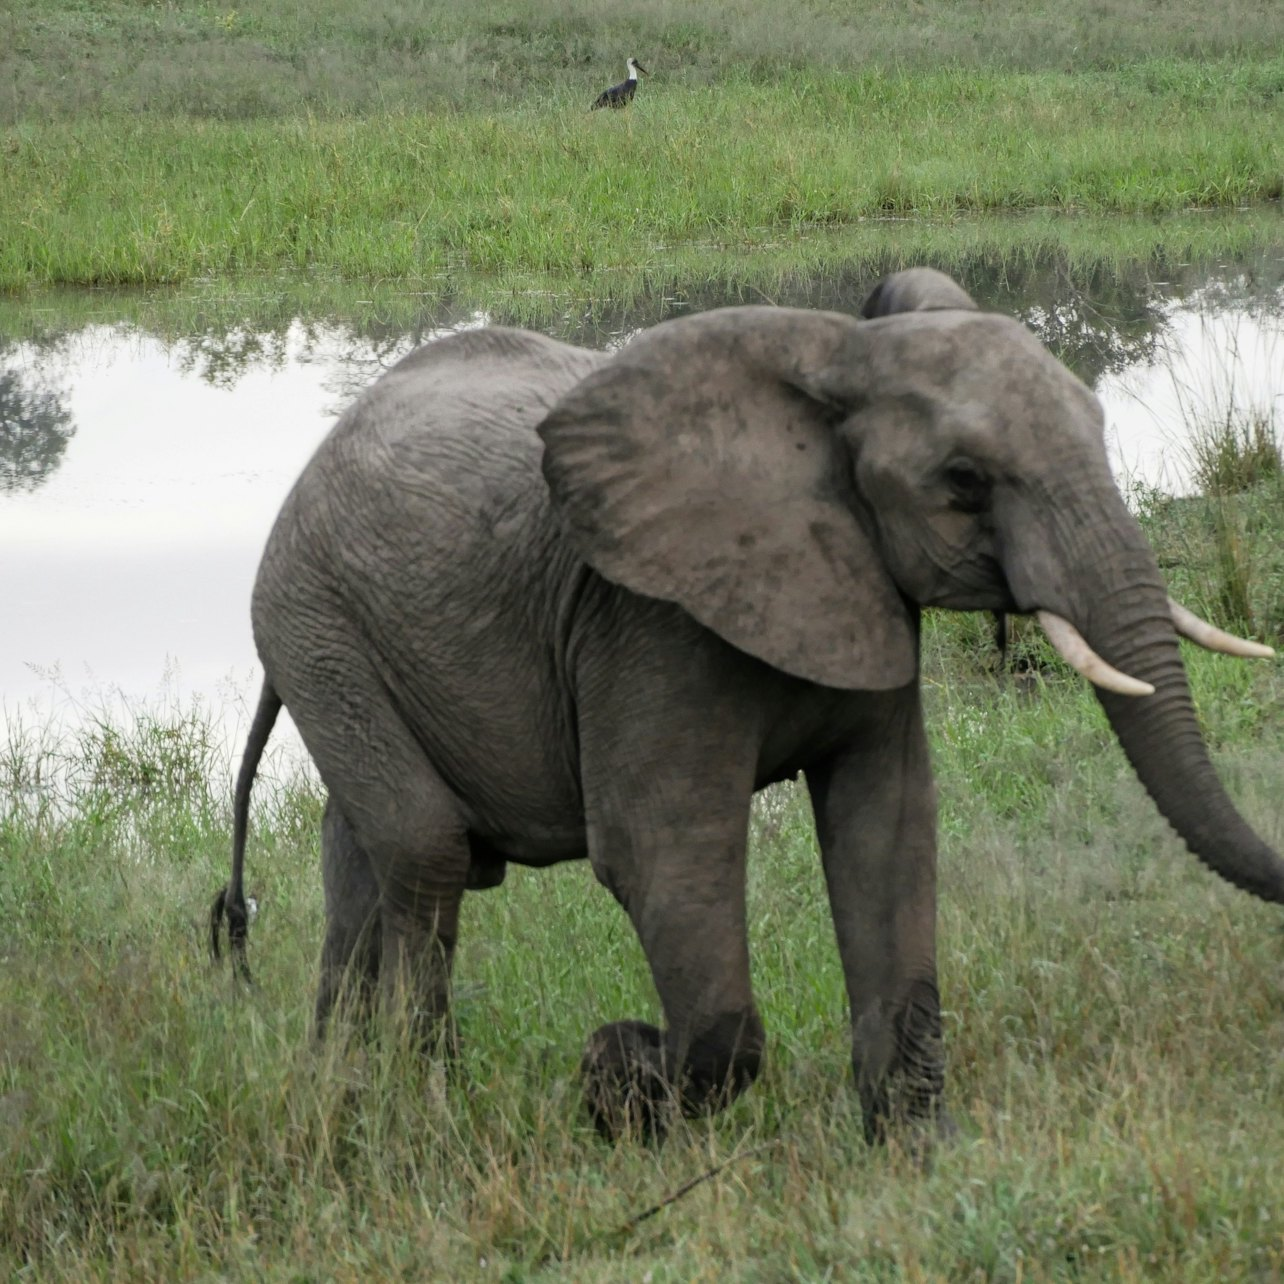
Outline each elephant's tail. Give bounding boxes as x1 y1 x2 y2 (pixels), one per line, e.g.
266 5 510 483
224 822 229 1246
210 680 283 982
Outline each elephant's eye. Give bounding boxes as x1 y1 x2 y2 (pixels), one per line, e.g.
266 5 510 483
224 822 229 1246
943 459 990 512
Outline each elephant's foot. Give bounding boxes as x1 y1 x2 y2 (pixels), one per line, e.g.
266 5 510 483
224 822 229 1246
853 979 947 1146
581 1011 766 1141
581 1020 673 1140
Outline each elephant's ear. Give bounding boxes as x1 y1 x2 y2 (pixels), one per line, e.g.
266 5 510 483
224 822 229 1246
860 267 978 318
537 305 915 691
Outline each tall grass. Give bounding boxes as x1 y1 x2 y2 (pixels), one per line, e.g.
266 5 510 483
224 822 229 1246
1164 316 1284 500
4 65 1283 291
2 599 1282 1278
6 0 1284 122
1141 477 1284 644
5 207 1284 351
1189 413 1282 498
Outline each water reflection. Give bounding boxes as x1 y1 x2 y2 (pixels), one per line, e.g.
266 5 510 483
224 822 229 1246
1098 300 1284 492
0 360 76 494
2 246 1281 748
171 311 487 402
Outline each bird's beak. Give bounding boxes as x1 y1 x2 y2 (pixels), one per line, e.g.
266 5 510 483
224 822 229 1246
636 63 650 76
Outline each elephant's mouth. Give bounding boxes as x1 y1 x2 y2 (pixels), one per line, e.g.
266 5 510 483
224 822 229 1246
913 552 1015 612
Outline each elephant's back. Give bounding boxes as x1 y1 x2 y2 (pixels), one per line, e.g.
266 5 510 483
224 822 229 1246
271 327 599 568
251 327 602 856
332 326 603 500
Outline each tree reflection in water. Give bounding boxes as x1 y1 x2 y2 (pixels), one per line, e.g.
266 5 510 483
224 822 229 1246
1 243 1282 496
0 356 76 495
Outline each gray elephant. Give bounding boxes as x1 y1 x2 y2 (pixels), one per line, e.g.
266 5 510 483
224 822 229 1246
211 268 1279 1141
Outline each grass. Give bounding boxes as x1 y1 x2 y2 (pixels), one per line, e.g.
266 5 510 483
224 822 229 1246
1139 474 1284 645
4 205 1283 353
3 0 1284 290
4 69 1282 291
1123 314 1284 643
1187 406 1282 500
1155 310 1284 501
2 500 1283 1278
6 0 1284 122
5 0 1284 1274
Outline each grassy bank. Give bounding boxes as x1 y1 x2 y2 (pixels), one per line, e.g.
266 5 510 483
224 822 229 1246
6 208 1284 350
2 475 1283 1280
5 64 1283 291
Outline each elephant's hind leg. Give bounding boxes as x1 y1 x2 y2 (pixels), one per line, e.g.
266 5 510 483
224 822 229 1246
272 639 471 1056
315 796 381 1037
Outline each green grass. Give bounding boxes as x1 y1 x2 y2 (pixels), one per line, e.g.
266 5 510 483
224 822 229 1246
4 67 1283 290
1138 476 1284 646
5 206 1284 353
3 511 1283 1278
6 0 1284 122
1127 334 1284 643
4 0 1284 291
1186 405 1282 501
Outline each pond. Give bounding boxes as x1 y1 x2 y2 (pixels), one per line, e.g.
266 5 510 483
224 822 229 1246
3 245 1283 757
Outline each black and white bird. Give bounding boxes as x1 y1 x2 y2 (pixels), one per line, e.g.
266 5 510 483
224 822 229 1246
591 57 649 110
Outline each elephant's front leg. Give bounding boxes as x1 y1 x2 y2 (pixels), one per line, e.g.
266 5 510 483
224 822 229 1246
578 753 765 1139
806 686 948 1143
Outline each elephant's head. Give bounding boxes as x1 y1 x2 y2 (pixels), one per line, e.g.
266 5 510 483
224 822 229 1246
538 269 1282 903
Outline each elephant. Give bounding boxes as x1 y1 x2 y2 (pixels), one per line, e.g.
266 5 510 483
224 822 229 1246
211 267 1279 1142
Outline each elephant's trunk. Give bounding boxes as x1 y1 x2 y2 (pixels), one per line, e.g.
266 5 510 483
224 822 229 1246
1002 467 1284 903
1066 512 1284 903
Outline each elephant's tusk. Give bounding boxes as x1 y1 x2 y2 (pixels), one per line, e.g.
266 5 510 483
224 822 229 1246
1169 598 1276 659
1035 610 1156 697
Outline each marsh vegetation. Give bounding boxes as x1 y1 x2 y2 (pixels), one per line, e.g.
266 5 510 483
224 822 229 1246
4 1 1284 1279
4 1 1284 290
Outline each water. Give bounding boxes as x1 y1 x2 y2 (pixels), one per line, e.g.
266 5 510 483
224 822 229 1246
3 249 1282 752
1098 305 1283 491
2 319 457 740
